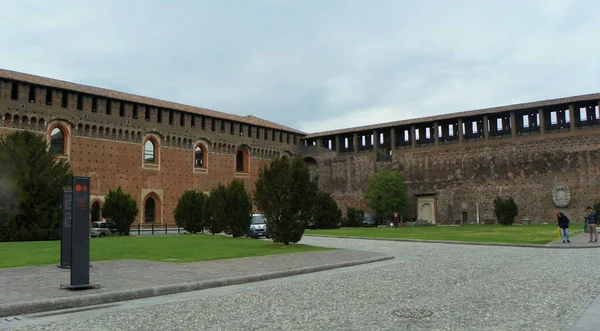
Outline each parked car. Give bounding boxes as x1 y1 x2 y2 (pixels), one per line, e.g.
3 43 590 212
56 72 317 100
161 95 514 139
90 221 117 238
363 214 377 227
305 221 317 230
248 213 268 238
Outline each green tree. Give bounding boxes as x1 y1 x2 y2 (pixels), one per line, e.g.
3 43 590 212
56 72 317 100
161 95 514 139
0 131 72 242
493 196 518 226
345 206 365 227
102 186 139 235
204 184 228 235
311 190 342 229
174 190 206 234
254 157 317 245
364 170 408 224
226 179 253 237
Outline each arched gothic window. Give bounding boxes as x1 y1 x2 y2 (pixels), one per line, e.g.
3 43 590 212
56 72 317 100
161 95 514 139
144 140 155 163
50 127 65 155
236 150 245 172
195 146 205 167
90 201 101 223
144 197 156 223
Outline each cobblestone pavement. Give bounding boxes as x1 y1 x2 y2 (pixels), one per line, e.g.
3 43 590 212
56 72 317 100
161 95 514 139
0 249 383 306
8 237 600 331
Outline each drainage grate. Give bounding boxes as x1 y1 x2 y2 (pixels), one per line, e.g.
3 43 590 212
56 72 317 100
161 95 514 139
392 308 433 319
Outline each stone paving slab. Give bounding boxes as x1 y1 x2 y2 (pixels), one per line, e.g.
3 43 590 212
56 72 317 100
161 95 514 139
0 249 391 317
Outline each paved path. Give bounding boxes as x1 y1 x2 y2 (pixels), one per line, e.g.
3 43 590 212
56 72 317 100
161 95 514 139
3 236 600 330
0 249 388 317
547 229 600 247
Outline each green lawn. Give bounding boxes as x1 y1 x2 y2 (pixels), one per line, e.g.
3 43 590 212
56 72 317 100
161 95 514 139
306 224 585 245
0 234 330 269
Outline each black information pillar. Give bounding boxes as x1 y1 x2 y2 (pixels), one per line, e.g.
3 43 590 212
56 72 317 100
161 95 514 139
58 189 72 269
61 176 99 290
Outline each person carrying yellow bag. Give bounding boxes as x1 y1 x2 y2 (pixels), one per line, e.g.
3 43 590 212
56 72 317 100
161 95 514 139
557 211 570 243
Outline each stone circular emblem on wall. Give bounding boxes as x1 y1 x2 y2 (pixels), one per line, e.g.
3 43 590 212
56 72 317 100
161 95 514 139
552 185 571 208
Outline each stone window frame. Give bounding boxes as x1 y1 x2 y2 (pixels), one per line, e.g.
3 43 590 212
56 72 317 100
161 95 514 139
142 135 160 170
90 199 103 223
193 140 209 175
142 192 162 224
46 121 71 162
234 145 250 178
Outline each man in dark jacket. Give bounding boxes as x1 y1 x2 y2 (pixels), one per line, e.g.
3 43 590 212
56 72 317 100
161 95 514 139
557 212 570 243
585 206 598 243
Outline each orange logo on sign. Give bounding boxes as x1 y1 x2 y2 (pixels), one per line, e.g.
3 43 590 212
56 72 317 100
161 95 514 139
75 184 82 192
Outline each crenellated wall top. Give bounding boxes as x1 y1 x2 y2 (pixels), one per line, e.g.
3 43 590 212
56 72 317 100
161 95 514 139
304 92 600 139
0 68 306 135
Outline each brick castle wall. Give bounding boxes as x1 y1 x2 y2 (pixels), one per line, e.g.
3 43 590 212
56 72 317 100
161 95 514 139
0 78 300 224
313 130 600 224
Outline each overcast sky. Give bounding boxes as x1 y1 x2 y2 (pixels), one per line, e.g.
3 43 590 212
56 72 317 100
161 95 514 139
1 0 599 133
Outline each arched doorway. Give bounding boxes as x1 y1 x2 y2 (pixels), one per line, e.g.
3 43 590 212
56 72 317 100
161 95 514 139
421 203 432 223
90 201 102 223
144 197 156 223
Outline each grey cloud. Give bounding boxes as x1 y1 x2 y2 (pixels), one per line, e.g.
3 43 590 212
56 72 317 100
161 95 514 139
0 0 599 133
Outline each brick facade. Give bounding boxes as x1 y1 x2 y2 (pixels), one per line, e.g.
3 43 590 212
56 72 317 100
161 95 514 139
3 68 600 225
304 95 600 224
0 70 303 224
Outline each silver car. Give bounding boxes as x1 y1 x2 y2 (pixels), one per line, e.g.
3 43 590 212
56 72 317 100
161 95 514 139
248 214 268 238
90 221 116 238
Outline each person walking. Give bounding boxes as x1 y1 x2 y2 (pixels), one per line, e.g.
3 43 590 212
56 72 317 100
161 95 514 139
585 206 598 243
557 211 570 243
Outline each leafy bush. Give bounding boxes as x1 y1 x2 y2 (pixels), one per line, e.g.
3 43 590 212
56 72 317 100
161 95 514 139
364 170 408 224
493 196 518 226
311 190 342 229
226 179 253 237
0 131 72 242
254 157 317 245
174 190 206 234
102 186 139 235
204 184 228 235
346 207 365 227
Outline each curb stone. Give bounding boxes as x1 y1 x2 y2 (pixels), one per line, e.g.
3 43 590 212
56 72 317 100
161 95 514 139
304 234 600 249
0 254 394 318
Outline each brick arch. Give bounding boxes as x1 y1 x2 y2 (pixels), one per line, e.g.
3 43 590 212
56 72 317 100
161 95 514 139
142 192 162 224
235 145 250 173
85 124 91 133
98 126 104 137
194 139 210 169
281 150 293 160
142 134 161 169
91 125 97 135
90 199 103 223
47 121 71 157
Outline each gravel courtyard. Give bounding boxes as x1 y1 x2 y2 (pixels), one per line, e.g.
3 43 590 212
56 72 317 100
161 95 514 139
10 236 600 331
